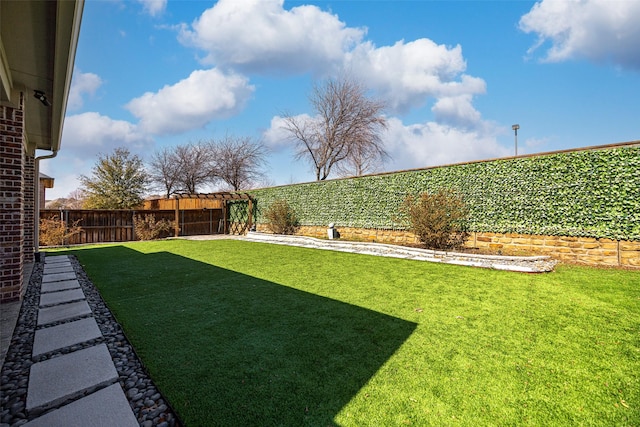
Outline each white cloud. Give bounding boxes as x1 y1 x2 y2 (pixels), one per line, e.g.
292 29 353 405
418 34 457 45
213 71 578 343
431 95 483 129
137 0 167 17
345 39 486 113
62 112 153 157
178 0 364 74
39 158 86 200
44 112 155 199
263 115 301 149
174 0 511 178
126 68 254 135
519 0 640 70
67 71 103 111
382 117 510 171
178 1 488 125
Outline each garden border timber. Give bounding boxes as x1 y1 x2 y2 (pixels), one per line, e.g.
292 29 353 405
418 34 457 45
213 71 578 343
171 192 254 237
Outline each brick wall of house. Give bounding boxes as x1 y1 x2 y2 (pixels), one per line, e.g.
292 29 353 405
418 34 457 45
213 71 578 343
255 224 640 268
0 104 26 302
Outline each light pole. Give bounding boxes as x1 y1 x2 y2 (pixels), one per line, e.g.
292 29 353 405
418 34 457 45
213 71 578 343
512 124 520 156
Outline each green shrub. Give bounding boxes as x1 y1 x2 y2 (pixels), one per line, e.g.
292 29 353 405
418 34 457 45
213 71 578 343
264 199 299 235
399 189 469 250
133 214 174 241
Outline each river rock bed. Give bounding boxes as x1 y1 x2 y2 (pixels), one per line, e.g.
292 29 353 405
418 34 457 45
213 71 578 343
0 257 181 427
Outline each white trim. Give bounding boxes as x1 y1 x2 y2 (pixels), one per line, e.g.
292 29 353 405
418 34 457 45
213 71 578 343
0 37 13 102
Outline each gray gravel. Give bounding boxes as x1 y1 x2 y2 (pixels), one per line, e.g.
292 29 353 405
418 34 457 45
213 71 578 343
241 232 558 273
0 257 181 427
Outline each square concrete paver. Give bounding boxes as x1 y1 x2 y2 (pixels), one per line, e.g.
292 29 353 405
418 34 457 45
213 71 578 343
23 384 138 427
39 288 86 308
26 344 119 412
33 318 102 356
37 301 92 326
41 279 81 294
42 272 77 283
43 264 74 275
44 256 70 264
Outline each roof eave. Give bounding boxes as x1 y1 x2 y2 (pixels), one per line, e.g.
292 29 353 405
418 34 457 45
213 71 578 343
49 0 84 153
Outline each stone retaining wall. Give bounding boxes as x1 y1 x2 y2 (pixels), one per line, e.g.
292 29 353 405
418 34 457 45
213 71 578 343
468 232 639 267
255 224 640 268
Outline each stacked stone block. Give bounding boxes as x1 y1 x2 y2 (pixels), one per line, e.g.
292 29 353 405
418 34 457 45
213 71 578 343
255 223 639 268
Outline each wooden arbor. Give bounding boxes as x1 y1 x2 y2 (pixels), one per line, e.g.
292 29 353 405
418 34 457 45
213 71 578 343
172 192 254 237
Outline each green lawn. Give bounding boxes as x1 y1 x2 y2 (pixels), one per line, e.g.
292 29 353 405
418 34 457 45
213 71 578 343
50 240 640 426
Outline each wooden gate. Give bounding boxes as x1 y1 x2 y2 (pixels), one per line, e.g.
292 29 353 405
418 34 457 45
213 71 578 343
172 192 254 236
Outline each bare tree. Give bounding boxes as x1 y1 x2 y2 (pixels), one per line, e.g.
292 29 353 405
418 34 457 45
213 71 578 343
282 76 388 180
45 188 86 209
148 147 181 198
335 139 390 177
66 188 87 209
210 135 268 191
173 141 214 194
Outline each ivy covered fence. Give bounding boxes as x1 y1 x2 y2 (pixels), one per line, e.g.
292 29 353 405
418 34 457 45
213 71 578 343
245 142 639 241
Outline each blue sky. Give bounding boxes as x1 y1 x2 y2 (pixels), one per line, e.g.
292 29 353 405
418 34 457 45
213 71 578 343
42 0 640 199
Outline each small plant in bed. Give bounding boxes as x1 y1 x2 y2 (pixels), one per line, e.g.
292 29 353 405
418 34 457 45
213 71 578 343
399 189 470 250
264 199 299 235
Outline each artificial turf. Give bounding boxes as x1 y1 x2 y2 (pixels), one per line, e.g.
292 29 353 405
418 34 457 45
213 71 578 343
50 239 640 426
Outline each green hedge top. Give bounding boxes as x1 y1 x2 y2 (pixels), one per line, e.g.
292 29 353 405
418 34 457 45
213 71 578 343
249 144 640 240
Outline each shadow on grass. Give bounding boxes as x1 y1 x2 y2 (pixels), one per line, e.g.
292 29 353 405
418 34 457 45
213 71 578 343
70 245 417 426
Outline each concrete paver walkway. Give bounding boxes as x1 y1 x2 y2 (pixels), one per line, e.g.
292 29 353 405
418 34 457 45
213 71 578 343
37 300 92 326
32 317 102 357
39 288 86 307
41 279 81 293
23 383 139 427
20 255 138 426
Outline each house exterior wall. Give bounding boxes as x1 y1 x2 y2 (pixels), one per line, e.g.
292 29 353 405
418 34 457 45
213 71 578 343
0 104 26 302
39 185 46 208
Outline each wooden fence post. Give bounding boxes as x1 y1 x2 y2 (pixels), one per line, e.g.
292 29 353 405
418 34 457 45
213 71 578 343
174 198 180 237
132 211 136 241
223 201 227 235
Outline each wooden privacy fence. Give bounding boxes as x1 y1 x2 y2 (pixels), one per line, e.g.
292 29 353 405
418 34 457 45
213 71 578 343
172 193 254 237
40 208 225 245
39 193 254 246
141 198 223 210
